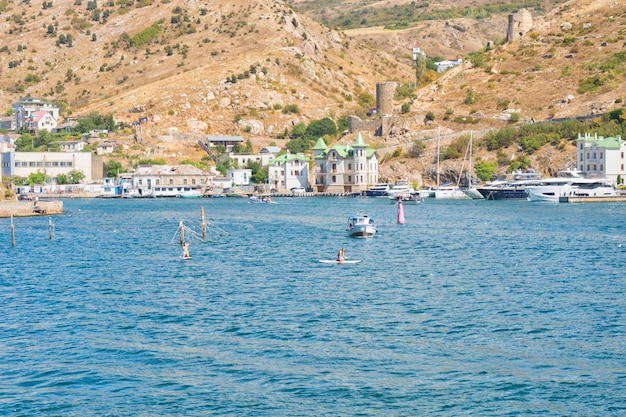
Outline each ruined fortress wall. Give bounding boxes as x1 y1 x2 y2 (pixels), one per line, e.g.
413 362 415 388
376 82 396 116
348 115 405 137
507 9 533 42
348 116 382 135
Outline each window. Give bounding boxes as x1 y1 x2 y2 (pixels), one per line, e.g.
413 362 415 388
348 163 352 170
156 179 160 185
332 175 336 183
169 179 173 185
348 176 352 182
29 162 36 167
600 164 603 171
183 179 188 185
192 179 196 185
139 179 143 185
600 152 603 159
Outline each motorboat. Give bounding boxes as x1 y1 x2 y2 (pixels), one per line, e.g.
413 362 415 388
477 170 542 200
365 183 391 197
346 213 377 238
249 195 274 203
177 190 202 198
525 169 616 202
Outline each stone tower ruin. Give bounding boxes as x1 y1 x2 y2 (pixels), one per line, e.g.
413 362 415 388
506 9 533 42
376 81 396 116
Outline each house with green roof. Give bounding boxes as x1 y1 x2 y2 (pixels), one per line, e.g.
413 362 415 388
313 132 379 193
576 133 626 185
267 152 310 191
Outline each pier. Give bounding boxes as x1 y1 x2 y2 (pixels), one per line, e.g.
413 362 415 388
559 195 626 203
0 201 64 218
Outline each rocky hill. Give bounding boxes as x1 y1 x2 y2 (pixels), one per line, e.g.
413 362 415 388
1 0 625 183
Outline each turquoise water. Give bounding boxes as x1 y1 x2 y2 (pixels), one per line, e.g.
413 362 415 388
1 197 625 416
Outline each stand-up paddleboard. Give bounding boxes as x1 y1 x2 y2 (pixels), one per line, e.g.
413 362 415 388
180 256 192 260
319 259 361 264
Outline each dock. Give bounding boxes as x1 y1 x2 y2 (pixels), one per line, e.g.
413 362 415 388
559 194 626 203
0 201 64 218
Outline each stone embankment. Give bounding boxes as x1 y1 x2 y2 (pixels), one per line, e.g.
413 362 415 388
0 201 64 218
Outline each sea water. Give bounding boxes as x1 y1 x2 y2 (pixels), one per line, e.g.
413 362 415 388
1 197 625 416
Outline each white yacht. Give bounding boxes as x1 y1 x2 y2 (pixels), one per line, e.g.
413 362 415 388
525 169 616 202
386 180 413 199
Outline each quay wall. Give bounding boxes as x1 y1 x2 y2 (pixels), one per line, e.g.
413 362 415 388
0 201 63 218
560 195 626 203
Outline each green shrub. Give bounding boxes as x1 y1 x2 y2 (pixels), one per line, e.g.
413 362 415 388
474 161 497 182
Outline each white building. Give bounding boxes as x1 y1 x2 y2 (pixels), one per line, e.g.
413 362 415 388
577 133 626 185
226 168 252 186
51 140 87 152
1 152 92 182
96 142 116 155
26 110 58 132
435 57 463 73
230 146 283 168
313 132 378 193
267 152 309 191
132 164 213 197
12 98 60 131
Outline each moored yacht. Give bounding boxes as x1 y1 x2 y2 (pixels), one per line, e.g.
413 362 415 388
365 183 391 197
525 169 616 202
386 179 414 199
477 170 542 200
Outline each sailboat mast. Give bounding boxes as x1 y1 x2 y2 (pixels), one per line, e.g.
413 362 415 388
468 132 473 187
436 127 440 187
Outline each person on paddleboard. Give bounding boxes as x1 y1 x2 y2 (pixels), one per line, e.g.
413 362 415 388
336 247 345 262
182 242 190 259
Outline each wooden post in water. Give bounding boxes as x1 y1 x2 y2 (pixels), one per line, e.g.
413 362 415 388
11 214 15 247
179 220 185 245
48 217 54 240
201 207 206 239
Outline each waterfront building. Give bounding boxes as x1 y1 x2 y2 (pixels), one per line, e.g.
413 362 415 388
1 151 93 182
313 132 378 193
226 169 253 186
267 152 309 191
576 133 626 185
132 164 213 197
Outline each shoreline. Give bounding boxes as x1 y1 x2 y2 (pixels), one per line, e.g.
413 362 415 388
0 201 64 218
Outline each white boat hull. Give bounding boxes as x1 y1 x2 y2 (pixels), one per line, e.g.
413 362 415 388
434 187 471 200
348 224 377 238
462 187 484 200
346 214 377 238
